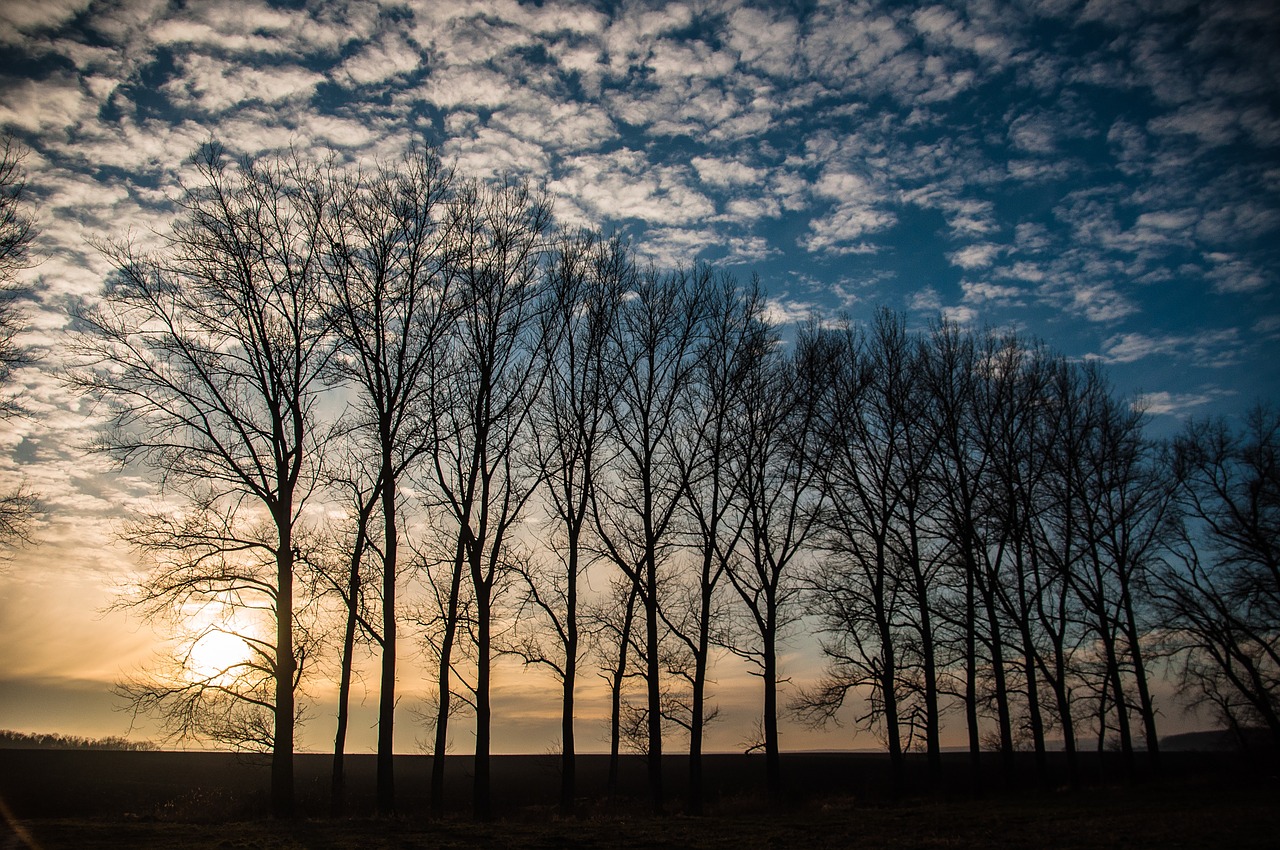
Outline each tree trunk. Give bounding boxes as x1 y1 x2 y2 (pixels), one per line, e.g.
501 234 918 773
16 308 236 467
763 608 782 799
474 574 492 821
607 585 637 798
981 575 1015 786
272 525 296 819
1120 577 1160 772
331 521 367 817
376 466 398 816
430 535 465 818
645 546 663 815
560 539 578 816
963 545 982 779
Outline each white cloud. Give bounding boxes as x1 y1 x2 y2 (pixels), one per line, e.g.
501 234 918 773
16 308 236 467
149 0 348 59
909 287 942 313
1066 279 1137 323
724 5 801 79
336 33 424 87
1203 252 1270 294
492 97 618 155
802 201 895 254
961 280 1023 304
0 73 95 135
163 54 324 114
1008 111 1058 153
1148 101 1240 147
1100 328 1242 366
447 125 551 179
692 156 764 188
1135 389 1232 416
948 243 1002 269
417 66 513 110
549 149 714 227
0 0 90 43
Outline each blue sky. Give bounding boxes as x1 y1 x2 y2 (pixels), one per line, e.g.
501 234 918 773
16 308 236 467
0 0 1277 752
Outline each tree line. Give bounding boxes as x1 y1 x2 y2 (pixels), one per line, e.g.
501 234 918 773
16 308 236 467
0 729 156 751
34 143 1277 819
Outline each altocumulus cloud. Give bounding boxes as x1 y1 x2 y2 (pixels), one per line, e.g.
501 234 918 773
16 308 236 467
0 0 1277 748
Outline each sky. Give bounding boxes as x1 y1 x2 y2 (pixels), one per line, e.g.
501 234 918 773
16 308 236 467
0 0 1277 755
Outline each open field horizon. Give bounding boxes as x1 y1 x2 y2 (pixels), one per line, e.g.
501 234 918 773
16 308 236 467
2 749 1277 848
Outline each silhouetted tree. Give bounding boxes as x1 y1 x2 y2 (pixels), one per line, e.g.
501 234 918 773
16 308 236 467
592 264 708 814
920 320 989 777
586 571 641 796
317 459 382 816
422 175 552 820
1028 357 1095 788
725 311 823 798
515 229 629 815
1155 405 1280 745
980 338 1055 783
0 136 37 546
322 148 455 814
799 313 925 782
69 144 335 818
670 271 759 815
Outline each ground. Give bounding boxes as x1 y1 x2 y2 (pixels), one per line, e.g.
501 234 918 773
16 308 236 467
2 750 1276 848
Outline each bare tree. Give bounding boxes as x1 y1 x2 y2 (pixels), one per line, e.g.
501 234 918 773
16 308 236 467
724 309 823 799
1155 405 1280 744
1027 356 1095 788
920 320 989 776
669 271 760 815
591 264 708 814
1057 364 1167 778
0 135 37 545
322 148 454 814
798 313 920 782
422 174 552 820
979 338 1056 784
68 144 335 818
514 229 629 814
315 459 382 816
585 571 642 796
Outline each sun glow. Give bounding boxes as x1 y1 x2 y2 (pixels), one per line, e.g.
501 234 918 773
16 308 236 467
188 629 253 682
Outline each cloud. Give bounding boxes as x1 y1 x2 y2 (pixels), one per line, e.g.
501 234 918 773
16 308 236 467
1135 388 1233 417
723 5 801 79
800 168 896 253
909 286 942 313
149 0 349 59
335 33 424 87
948 243 1002 269
163 54 324 114
1202 252 1270 294
549 149 714 228
961 280 1024 305
417 66 514 110
491 97 618 156
1099 328 1242 367
1148 101 1240 148
0 0 90 44
0 73 96 135
1063 278 1137 323
1007 111 1059 154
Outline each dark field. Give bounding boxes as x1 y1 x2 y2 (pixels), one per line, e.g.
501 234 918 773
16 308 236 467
2 749 1276 848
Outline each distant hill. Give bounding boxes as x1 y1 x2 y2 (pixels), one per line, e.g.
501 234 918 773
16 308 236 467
0 729 155 751
1160 728 1271 752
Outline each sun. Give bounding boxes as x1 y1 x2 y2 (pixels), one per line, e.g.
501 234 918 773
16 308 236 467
188 629 252 682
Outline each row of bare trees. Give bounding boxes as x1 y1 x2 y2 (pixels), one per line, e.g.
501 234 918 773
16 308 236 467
63 144 1277 819
794 312 1278 791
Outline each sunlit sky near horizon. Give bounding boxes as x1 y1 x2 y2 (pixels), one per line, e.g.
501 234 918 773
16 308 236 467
1 0 1277 754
